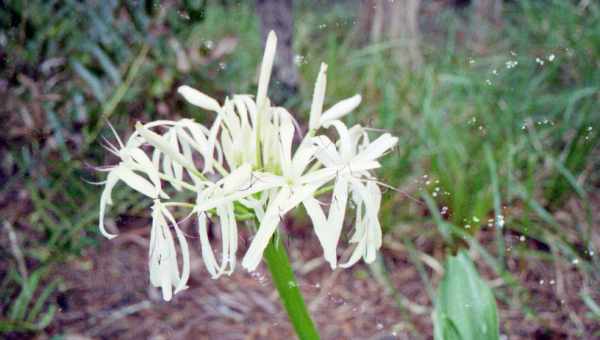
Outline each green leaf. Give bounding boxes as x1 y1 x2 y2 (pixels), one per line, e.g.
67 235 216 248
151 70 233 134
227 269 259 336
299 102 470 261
9 270 43 321
71 61 106 102
87 44 122 85
27 279 59 323
434 251 499 340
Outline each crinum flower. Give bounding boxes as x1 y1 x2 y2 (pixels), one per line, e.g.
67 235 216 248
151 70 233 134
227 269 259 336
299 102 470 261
97 30 397 301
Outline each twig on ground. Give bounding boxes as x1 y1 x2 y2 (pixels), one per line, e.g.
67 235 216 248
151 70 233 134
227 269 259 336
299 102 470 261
88 300 152 336
4 221 28 279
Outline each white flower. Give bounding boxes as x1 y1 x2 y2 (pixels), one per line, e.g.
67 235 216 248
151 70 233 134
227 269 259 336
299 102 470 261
308 123 397 268
242 108 333 271
97 30 398 299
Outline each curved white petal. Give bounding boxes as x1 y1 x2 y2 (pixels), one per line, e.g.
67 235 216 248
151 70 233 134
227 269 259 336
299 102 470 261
279 113 295 176
221 128 235 168
148 209 161 286
242 188 290 271
204 115 222 173
148 204 179 301
127 147 167 198
354 133 398 163
216 203 237 276
328 120 353 159
169 130 184 190
239 197 265 220
320 94 361 127
325 176 349 269
136 123 197 176
291 143 316 178
340 180 382 268
197 209 220 277
160 204 191 293
178 85 221 112
303 197 336 267
197 193 238 279
98 171 120 239
312 135 341 167
221 164 252 192
238 95 258 127
114 165 157 198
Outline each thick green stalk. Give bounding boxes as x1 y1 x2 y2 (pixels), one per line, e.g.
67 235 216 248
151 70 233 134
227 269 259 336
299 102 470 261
263 235 320 340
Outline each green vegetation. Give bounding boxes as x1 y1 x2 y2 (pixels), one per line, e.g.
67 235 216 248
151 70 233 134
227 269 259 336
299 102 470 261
434 251 499 340
1 0 598 337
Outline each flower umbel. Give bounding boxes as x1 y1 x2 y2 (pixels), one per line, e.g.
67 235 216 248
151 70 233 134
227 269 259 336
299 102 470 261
97 30 398 301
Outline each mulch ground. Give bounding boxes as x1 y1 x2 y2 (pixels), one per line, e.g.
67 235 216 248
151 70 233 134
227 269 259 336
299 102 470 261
45 199 599 340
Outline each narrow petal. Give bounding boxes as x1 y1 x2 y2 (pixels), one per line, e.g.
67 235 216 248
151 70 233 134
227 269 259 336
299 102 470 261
326 176 349 268
309 63 328 130
221 128 235 168
354 133 398 163
148 211 161 286
114 165 157 198
160 204 190 293
221 98 241 134
239 197 265 220
303 197 337 267
160 256 173 301
221 164 252 192
197 209 219 277
340 238 367 268
196 172 285 212
233 96 250 129
320 95 362 127
205 115 222 173
177 85 221 112
328 120 353 159
279 113 295 176
148 204 178 301
291 143 316 178
215 203 238 276
177 127 198 186
98 171 120 239
241 188 290 271
298 167 338 186
239 95 258 130
339 180 383 267
256 30 277 108
280 183 321 213
136 122 197 176
311 135 341 167
128 147 166 198
169 130 184 190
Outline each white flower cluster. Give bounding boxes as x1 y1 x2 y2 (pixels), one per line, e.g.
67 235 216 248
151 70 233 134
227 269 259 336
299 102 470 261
98 31 398 301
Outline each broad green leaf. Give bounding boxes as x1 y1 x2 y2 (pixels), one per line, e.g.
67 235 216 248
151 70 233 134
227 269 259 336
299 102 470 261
434 251 499 340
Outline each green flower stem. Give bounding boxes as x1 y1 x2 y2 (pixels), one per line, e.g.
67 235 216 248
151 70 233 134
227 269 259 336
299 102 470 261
263 235 320 340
